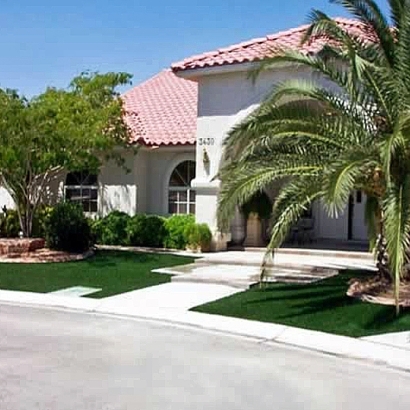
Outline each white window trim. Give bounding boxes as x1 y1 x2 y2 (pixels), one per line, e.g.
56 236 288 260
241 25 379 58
163 153 196 215
168 186 196 215
64 177 99 216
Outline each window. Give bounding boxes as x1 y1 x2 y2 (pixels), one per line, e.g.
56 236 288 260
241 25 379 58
168 160 196 214
65 171 98 213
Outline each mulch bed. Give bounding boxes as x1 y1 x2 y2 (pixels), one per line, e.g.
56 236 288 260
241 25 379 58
0 249 94 264
347 276 410 307
0 238 93 263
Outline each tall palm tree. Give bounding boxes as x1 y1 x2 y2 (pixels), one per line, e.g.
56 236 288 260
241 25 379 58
217 0 410 314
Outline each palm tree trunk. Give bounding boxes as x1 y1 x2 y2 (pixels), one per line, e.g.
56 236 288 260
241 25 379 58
375 207 390 281
376 232 390 280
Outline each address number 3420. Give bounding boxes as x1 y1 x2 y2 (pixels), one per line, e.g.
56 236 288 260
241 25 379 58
198 137 215 146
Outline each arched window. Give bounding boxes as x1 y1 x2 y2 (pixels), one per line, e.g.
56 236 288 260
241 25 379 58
168 160 196 214
65 171 98 213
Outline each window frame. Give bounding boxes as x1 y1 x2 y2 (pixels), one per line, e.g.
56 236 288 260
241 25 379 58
168 160 196 215
64 171 99 215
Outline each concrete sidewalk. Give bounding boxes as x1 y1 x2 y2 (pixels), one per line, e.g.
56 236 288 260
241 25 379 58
95 282 241 315
200 249 376 271
1 283 410 374
363 331 410 350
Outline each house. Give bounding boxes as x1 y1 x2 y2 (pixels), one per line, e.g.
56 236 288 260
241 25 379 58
0 18 370 249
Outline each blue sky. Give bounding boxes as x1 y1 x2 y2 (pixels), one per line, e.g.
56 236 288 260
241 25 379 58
0 0 389 97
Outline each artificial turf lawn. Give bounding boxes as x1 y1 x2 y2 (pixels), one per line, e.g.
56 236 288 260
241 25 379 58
0 250 194 298
192 270 410 337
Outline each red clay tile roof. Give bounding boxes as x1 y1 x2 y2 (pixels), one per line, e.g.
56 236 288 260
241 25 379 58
122 69 197 146
171 18 370 72
123 19 373 146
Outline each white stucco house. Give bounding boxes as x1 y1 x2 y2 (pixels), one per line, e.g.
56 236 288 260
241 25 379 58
0 17 370 250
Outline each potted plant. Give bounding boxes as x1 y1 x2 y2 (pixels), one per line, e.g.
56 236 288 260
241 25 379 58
241 192 272 247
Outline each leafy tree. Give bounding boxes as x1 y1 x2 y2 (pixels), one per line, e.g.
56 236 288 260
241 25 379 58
217 0 410 314
0 71 133 237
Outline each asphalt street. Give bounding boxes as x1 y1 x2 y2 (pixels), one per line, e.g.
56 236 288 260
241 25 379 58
1 304 409 410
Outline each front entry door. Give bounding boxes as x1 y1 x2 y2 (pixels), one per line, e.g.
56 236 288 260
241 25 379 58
350 191 367 241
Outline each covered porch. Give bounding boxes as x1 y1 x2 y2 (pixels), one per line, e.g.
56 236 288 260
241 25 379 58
228 190 369 251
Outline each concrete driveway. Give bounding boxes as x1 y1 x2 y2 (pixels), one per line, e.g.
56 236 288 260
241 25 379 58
1 304 410 410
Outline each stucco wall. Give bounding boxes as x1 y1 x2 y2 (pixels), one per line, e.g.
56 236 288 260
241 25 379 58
195 67 325 182
0 187 15 210
313 201 349 240
100 147 196 216
99 152 138 216
0 147 195 219
0 170 65 212
145 147 196 215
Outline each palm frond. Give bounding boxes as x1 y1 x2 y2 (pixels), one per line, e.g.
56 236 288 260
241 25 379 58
330 0 395 66
383 178 410 314
393 7 410 97
217 161 320 231
323 150 377 216
304 10 359 46
381 121 405 182
361 67 396 127
223 99 346 158
388 0 406 29
215 1 410 315
266 78 379 131
250 49 352 95
261 178 322 281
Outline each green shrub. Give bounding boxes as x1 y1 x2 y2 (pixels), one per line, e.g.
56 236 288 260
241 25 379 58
184 223 212 252
0 205 54 238
127 214 166 247
88 217 103 244
163 214 195 249
32 205 54 238
0 207 20 238
45 202 91 253
95 211 131 245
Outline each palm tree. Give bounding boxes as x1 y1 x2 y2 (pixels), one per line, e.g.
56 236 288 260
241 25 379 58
217 0 410 314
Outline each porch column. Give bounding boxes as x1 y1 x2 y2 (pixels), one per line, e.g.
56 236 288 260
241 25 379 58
192 178 230 251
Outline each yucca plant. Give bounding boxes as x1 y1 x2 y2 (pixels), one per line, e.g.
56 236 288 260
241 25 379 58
217 0 410 314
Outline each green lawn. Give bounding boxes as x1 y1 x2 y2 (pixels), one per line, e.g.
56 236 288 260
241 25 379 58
192 270 410 337
0 250 194 298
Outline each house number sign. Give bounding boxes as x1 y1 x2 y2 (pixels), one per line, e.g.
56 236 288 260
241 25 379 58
198 137 215 146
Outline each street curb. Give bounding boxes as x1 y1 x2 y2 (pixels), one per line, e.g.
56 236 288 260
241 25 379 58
1 289 410 373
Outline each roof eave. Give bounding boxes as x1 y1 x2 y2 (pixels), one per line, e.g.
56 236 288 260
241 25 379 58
173 61 259 79
134 139 196 147
172 59 298 79
138 141 196 151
